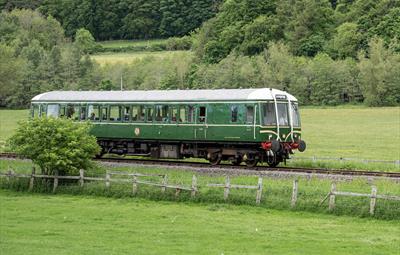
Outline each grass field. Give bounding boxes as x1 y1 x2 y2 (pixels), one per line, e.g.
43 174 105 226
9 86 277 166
98 39 168 48
1 190 399 255
91 50 190 65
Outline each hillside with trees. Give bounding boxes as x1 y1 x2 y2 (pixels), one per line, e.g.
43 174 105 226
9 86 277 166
0 0 399 108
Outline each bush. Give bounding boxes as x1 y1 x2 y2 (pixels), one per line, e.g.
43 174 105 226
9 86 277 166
8 117 100 175
166 36 192 50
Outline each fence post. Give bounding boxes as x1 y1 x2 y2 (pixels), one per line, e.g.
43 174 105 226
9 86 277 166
175 188 181 197
191 175 197 197
79 169 84 187
105 172 110 188
329 182 336 211
53 171 59 193
256 177 263 205
29 167 35 191
370 186 377 215
161 175 167 193
224 176 230 201
132 175 138 195
291 179 298 208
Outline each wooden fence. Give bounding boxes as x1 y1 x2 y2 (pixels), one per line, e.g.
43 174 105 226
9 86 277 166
320 182 400 215
1 168 399 214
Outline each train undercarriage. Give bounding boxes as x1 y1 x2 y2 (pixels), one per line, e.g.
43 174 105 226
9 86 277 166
97 138 306 167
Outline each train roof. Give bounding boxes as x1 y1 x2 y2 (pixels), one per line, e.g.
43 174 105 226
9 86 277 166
31 88 298 102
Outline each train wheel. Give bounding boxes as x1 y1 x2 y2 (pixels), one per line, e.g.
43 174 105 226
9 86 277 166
245 159 258 167
231 158 242 166
267 161 279 167
209 153 222 166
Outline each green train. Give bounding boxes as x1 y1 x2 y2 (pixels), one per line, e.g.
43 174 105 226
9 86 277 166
31 88 306 167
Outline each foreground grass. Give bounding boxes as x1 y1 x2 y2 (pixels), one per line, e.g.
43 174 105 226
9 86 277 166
2 158 399 220
1 190 399 255
91 50 190 65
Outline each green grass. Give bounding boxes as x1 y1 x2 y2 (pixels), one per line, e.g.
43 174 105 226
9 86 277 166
2 158 399 220
0 109 28 152
1 189 399 255
299 106 400 161
91 50 190 65
98 39 168 48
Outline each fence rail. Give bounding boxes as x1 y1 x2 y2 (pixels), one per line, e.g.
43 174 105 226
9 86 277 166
320 183 400 215
1 168 399 215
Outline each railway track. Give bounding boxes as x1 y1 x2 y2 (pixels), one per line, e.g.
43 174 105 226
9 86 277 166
2 152 399 179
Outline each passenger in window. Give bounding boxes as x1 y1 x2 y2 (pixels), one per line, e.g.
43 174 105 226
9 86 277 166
90 112 96 120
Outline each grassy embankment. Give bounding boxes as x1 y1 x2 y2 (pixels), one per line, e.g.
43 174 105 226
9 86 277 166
1 189 399 255
92 39 191 65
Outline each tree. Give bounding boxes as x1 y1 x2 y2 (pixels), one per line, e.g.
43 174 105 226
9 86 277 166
74 28 96 54
329 22 362 58
358 37 400 106
8 118 100 175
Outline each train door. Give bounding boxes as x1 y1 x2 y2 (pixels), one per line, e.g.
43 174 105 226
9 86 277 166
195 105 207 140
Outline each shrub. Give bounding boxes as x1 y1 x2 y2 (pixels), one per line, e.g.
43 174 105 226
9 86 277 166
8 117 100 175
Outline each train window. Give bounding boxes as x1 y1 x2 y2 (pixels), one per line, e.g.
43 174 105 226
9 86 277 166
101 107 108 121
87 105 99 120
188 106 195 123
132 106 145 122
291 102 301 127
179 106 187 122
146 107 153 122
246 106 254 123
231 105 238 122
123 106 130 121
39 104 47 117
32 104 39 117
171 107 178 123
66 105 79 120
198 106 206 123
80 106 87 121
60 106 66 117
277 103 289 126
262 102 276 126
155 105 169 122
110 106 121 121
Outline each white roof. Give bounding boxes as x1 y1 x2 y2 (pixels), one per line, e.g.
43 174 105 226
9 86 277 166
31 88 297 102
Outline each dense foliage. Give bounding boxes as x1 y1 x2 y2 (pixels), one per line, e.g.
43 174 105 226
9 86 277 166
192 0 400 63
0 0 221 40
0 10 100 107
8 117 100 175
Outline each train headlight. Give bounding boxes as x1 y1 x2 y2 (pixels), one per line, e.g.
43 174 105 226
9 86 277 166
282 134 286 139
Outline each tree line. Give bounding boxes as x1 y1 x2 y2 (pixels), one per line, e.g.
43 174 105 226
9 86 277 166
1 0 221 40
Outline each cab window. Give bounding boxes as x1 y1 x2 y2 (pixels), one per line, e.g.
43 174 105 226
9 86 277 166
277 103 289 126
262 102 276 126
291 102 301 127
